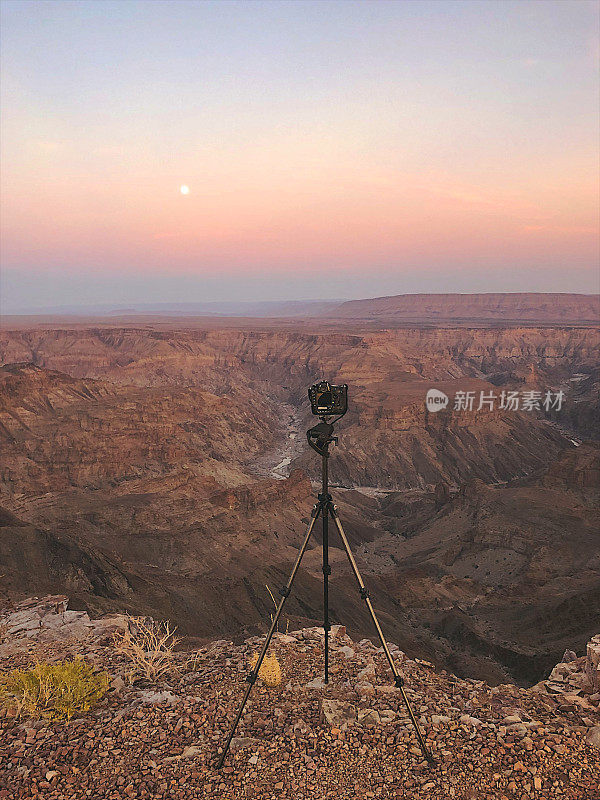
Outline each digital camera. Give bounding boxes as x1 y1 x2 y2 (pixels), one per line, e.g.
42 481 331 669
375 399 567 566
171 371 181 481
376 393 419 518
308 381 348 416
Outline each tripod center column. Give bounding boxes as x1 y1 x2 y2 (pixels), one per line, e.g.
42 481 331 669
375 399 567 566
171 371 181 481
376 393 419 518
321 450 331 684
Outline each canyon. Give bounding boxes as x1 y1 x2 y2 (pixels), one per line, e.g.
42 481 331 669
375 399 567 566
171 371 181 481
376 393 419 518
0 295 598 686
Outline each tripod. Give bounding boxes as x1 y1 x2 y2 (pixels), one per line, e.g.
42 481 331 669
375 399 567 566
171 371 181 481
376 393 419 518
216 416 435 769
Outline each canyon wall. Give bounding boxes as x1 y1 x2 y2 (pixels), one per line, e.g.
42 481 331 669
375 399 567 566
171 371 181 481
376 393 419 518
1 324 597 490
0 321 598 683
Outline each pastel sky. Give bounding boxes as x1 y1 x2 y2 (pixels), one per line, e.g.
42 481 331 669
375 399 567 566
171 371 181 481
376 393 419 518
1 0 599 311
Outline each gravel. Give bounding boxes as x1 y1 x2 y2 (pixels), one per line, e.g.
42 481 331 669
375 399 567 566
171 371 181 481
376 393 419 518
1 607 599 799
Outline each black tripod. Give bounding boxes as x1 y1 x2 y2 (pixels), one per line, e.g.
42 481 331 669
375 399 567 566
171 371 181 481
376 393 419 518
216 417 434 769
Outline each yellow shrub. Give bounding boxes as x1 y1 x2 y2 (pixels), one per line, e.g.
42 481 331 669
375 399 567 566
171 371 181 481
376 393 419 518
0 658 109 721
249 652 282 687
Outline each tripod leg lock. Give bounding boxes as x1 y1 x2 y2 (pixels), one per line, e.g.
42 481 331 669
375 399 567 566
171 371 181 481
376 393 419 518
245 672 258 685
279 586 291 598
322 565 331 576
359 587 369 599
394 675 404 688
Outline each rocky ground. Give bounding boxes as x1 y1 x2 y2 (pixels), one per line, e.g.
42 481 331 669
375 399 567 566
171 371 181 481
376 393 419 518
1 597 599 800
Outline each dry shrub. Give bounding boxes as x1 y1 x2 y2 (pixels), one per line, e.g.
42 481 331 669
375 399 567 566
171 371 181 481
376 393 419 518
249 652 282 687
184 651 205 673
0 658 109 720
265 584 289 635
113 616 180 681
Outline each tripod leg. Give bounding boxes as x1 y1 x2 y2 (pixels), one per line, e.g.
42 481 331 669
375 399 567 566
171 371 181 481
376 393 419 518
323 499 330 683
216 503 322 769
328 503 435 766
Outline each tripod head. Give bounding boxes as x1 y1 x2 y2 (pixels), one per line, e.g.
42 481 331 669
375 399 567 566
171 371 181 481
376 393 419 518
306 418 337 457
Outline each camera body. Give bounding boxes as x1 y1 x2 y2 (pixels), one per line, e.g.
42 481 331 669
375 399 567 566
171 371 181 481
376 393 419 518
308 381 348 416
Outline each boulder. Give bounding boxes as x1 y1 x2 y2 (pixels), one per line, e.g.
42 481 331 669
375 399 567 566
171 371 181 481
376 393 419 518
110 676 126 694
8 616 41 635
357 708 380 726
292 719 313 737
301 627 324 641
357 661 376 682
586 726 600 749
586 635 600 693
273 634 296 645
561 649 577 663
305 676 327 689
138 690 179 706
357 639 378 651
319 699 357 728
229 737 262 753
181 746 202 758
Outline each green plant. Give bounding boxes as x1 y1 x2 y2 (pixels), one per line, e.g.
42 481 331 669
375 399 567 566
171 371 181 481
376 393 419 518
0 658 109 720
113 616 180 681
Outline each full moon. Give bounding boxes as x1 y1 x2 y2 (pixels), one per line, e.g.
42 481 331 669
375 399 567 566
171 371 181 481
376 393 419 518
180 184 190 195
